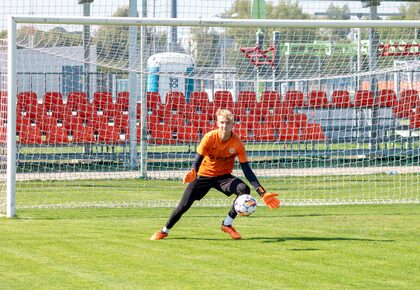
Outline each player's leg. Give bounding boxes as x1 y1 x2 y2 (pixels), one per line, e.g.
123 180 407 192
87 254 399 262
215 175 250 240
150 177 212 240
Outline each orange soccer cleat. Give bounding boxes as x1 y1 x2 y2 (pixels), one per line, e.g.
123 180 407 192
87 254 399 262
221 224 241 240
150 231 168 240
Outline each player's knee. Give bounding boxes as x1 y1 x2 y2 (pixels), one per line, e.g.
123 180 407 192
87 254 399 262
237 183 250 195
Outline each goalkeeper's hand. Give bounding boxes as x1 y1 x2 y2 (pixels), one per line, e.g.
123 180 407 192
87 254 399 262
262 192 280 209
182 168 197 184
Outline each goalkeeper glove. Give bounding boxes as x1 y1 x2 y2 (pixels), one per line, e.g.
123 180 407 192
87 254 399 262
262 192 281 209
182 168 197 184
256 186 280 209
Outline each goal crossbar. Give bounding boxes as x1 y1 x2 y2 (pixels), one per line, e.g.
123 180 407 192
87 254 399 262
10 15 420 29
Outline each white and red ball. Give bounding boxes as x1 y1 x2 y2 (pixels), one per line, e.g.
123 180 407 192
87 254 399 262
234 194 257 216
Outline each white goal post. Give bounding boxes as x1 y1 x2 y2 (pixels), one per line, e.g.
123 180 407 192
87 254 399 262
2 16 420 217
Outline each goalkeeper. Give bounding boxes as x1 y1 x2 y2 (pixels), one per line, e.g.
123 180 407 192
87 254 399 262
151 109 280 240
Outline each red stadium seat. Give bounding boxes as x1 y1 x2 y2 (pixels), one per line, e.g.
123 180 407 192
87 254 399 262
77 103 97 121
46 126 69 144
234 91 257 115
113 113 129 131
63 114 84 131
0 92 7 123
284 90 305 108
71 124 95 143
393 90 418 118
400 89 418 107
19 125 43 144
354 90 374 108
97 125 122 144
277 122 300 141
38 116 59 132
250 123 276 141
188 91 210 114
43 91 64 109
331 90 352 108
301 123 325 141
66 92 88 110
18 101 46 121
163 91 187 117
286 113 308 129
93 92 114 115
234 124 251 141
212 90 234 111
17 91 38 108
236 114 261 128
149 123 173 144
43 92 69 119
255 91 281 116
16 115 34 133
409 107 420 129
307 91 329 108
147 92 162 112
116 91 130 112
90 115 109 132
17 92 44 119
375 89 397 107
177 125 200 143
165 91 186 106
0 125 6 144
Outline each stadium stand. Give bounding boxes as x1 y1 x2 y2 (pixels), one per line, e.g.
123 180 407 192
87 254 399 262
67 92 88 109
234 91 257 115
19 125 43 144
5 88 415 145
354 90 374 108
116 91 130 112
93 92 114 116
301 123 325 141
146 92 162 115
306 90 329 108
213 90 234 111
163 91 187 118
284 90 305 108
187 91 211 115
255 91 281 115
393 89 418 118
375 89 397 107
331 90 352 108
46 125 69 144
70 124 95 143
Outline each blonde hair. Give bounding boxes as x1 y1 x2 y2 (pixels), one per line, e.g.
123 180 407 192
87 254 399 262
216 108 234 122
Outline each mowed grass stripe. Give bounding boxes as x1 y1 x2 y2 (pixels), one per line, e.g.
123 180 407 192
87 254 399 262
0 205 418 289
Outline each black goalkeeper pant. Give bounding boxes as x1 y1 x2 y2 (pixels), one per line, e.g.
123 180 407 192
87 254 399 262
165 174 250 229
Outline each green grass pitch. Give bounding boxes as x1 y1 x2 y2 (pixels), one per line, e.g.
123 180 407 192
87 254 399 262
0 203 419 289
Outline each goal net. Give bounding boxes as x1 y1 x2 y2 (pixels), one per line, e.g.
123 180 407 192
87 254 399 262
1 16 419 216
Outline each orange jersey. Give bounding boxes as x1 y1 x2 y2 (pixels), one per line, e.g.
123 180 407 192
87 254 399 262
197 129 248 177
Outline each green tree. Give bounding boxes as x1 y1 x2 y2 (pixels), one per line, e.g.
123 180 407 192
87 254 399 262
325 4 351 40
94 5 168 68
219 0 314 76
389 3 420 20
226 0 310 20
191 27 220 67
94 6 131 65
0 30 7 40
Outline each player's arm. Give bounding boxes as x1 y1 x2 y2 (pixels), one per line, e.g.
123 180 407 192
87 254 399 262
240 162 280 209
182 153 204 183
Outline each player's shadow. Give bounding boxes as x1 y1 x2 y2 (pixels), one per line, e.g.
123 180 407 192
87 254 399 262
171 236 395 243
248 236 395 243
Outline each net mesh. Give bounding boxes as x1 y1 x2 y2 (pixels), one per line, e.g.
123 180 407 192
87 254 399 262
1 1 420 214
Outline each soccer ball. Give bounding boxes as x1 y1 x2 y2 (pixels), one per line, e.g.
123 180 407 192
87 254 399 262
234 194 257 216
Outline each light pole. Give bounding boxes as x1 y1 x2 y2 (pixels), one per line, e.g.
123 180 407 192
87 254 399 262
78 0 94 98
